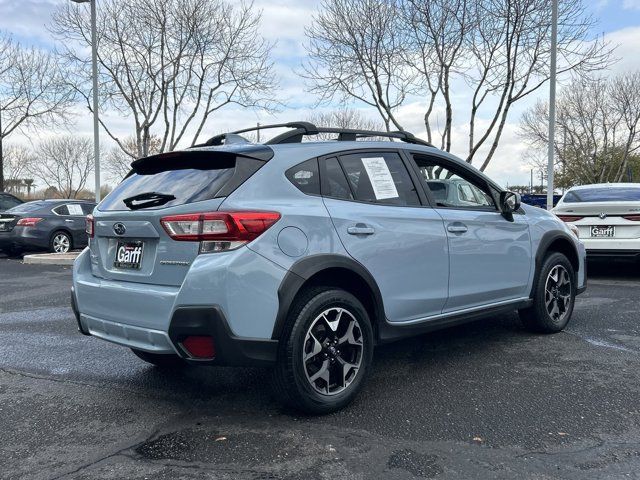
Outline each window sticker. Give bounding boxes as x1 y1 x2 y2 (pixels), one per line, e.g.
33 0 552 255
67 204 83 216
361 157 398 200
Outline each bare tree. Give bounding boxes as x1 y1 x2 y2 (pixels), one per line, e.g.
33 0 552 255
466 0 610 170
306 108 384 140
401 0 474 148
105 135 162 181
51 0 277 159
3 144 34 186
0 34 74 191
303 0 414 132
28 136 95 199
304 0 612 170
520 73 640 186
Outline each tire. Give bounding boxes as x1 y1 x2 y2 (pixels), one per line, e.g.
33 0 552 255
131 348 186 368
50 231 72 254
519 252 576 333
272 287 374 414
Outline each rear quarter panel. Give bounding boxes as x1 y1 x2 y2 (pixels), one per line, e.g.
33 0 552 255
219 158 351 270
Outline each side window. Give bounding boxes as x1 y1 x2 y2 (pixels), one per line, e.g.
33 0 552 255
338 152 420 206
81 204 96 215
321 157 353 200
414 156 496 210
53 205 70 216
67 204 85 216
286 158 320 195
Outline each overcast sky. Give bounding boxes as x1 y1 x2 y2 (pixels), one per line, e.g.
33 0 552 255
2 0 640 187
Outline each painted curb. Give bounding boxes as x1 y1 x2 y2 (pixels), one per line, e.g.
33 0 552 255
22 253 79 266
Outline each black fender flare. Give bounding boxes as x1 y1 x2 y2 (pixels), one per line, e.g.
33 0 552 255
271 254 385 340
530 230 580 298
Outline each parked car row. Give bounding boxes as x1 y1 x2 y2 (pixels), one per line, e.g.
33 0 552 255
0 199 96 255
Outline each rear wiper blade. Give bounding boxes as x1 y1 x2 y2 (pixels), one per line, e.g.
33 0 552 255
123 192 176 210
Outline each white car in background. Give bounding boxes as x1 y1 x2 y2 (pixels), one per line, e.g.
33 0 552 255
553 183 640 260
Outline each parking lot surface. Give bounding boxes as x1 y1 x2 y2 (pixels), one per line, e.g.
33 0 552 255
1 253 639 479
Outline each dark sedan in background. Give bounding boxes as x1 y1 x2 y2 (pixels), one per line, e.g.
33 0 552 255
0 192 23 212
0 199 95 255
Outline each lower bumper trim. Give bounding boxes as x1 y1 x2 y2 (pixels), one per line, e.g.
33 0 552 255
82 314 177 354
587 249 640 260
169 306 278 367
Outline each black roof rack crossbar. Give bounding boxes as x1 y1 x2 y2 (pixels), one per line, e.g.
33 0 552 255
266 126 433 147
200 121 432 148
202 122 319 146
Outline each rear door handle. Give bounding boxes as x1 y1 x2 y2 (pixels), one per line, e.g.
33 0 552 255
447 222 468 234
347 224 375 235
65 219 74 223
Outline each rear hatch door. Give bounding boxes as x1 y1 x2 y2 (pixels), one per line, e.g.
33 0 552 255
90 145 271 286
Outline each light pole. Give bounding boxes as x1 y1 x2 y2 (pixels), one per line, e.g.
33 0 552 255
546 0 558 211
72 0 101 202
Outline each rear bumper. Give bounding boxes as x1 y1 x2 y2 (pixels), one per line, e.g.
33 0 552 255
72 288 278 365
0 228 49 251
72 246 285 366
586 249 640 260
582 238 640 253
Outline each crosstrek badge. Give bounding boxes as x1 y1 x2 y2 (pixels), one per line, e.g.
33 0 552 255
114 241 144 269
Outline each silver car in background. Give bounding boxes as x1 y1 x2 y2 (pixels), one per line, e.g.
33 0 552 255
553 183 640 260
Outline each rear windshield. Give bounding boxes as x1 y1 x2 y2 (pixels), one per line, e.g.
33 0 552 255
99 151 264 211
563 187 640 203
7 202 46 213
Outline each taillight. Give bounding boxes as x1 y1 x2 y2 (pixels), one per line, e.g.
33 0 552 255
85 214 95 238
556 215 584 222
622 214 640 221
16 217 43 227
160 211 280 253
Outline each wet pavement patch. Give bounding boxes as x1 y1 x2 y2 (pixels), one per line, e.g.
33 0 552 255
135 428 303 466
387 449 443 478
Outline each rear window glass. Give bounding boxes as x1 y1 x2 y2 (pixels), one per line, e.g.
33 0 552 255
286 159 320 195
53 205 70 215
99 151 263 211
0 196 21 210
81 204 95 215
563 187 640 203
7 202 45 213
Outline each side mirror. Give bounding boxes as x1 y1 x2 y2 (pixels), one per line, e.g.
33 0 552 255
500 191 521 214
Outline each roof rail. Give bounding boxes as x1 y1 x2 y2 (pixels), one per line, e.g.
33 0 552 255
200 122 432 148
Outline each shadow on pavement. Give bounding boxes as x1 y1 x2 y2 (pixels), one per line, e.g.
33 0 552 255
587 258 639 279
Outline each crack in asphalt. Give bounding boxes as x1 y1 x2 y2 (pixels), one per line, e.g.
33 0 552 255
46 430 162 480
515 438 607 458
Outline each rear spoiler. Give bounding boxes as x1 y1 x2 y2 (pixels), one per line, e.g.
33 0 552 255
130 145 274 175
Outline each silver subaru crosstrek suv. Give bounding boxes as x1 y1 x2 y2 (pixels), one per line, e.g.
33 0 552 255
72 122 586 413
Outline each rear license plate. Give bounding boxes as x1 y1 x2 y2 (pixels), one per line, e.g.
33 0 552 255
591 226 615 238
114 241 144 269
0 224 8 232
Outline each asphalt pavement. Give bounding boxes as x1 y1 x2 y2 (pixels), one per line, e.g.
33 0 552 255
1 253 639 479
